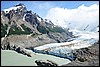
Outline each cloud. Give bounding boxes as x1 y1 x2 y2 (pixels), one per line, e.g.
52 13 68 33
45 4 99 31
29 1 56 17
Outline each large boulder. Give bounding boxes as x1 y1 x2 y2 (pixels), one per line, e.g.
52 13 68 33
1 37 9 50
15 46 32 57
35 60 58 66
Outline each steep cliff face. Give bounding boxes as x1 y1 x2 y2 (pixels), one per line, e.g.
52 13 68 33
1 3 73 50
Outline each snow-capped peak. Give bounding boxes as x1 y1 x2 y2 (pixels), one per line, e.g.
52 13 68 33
3 3 25 13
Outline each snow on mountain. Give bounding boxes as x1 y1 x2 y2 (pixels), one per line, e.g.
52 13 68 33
1 3 99 61
3 3 25 13
23 14 26 21
4 6 21 12
37 16 42 22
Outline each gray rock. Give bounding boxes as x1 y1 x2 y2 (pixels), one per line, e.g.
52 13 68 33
48 32 69 43
62 43 99 66
35 60 58 66
15 46 32 57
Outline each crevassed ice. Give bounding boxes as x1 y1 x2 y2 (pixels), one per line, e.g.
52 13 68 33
34 30 99 52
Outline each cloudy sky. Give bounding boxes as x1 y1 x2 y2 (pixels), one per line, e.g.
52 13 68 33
1 1 99 29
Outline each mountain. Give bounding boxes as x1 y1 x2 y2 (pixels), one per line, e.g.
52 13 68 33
66 20 99 32
1 3 73 50
1 3 99 66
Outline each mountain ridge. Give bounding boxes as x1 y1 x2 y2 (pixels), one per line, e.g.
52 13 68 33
1 3 73 51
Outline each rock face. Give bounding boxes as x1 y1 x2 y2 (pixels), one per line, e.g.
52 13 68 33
1 3 75 59
1 3 73 37
1 37 9 50
1 3 73 48
1 37 32 57
35 60 58 66
62 42 99 66
48 32 72 43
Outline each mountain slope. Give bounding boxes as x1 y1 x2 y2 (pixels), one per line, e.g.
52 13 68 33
1 3 73 50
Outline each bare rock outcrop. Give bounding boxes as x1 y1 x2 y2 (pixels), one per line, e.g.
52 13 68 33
62 42 99 66
15 46 32 57
35 60 58 66
1 37 32 57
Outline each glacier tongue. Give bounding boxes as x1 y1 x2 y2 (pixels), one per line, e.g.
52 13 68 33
34 30 99 58
35 30 99 49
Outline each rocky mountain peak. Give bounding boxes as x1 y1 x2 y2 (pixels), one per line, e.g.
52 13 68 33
3 3 26 13
15 3 25 7
1 3 73 44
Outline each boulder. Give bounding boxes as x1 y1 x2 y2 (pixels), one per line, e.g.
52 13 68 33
15 46 32 57
35 60 58 66
1 37 10 50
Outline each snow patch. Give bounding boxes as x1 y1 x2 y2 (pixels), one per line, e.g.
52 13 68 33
23 14 26 21
37 16 41 22
4 6 22 13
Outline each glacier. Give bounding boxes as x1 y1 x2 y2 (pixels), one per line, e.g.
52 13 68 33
34 30 99 50
34 29 99 61
1 3 99 61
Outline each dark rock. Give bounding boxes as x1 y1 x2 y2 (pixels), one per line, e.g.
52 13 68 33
15 3 24 7
15 47 32 57
1 37 9 50
62 43 99 66
38 37 44 41
56 40 60 43
15 47 21 53
35 60 58 66
77 57 87 62
6 42 10 50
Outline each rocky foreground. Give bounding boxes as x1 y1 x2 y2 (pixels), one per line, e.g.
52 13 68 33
62 42 99 66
